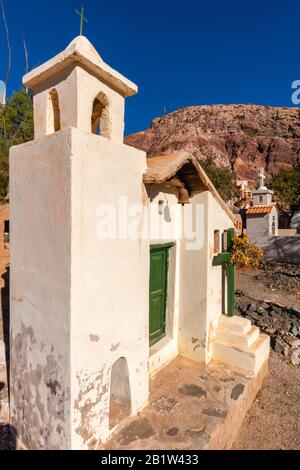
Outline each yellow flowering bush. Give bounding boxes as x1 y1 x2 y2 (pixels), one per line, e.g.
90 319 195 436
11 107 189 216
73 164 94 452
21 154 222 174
230 235 263 269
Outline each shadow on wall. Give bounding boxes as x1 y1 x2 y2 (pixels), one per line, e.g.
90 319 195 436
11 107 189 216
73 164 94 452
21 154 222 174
109 357 131 430
1 266 10 388
1 379 17 451
262 237 300 265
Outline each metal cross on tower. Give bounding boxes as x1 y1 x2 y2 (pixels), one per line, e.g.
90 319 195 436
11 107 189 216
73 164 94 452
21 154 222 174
258 167 266 189
76 6 88 36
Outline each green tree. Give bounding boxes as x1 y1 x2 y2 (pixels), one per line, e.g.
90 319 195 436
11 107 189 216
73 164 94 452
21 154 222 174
200 155 235 202
0 90 33 202
269 164 300 219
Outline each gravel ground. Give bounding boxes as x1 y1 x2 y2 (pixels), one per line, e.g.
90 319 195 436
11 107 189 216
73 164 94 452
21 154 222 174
233 263 300 450
233 351 300 450
236 266 300 311
256 262 300 295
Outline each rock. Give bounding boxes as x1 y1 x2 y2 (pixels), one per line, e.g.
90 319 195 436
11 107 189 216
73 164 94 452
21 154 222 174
236 291 300 366
166 427 179 437
257 306 267 315
282 335 297 347
116 418 156 446
282 321 292 331
277 329 287 336
274 338 289 356
247 303 257 313
239 303 250 314
260 302 270 310
178 384 207 398
125 105 300 183
256 320 268 329
202 407 228 418
291 349 300 366
290 326 299 337
291 339 300 349
265 326 276 334
247 312 261 322
153 395 177 414
235 289 245 297
288 308 300 320
230 383 245 400
270 305 283 315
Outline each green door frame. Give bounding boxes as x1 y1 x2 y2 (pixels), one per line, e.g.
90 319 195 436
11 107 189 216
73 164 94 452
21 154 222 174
149 242 175 346
213 228 235 317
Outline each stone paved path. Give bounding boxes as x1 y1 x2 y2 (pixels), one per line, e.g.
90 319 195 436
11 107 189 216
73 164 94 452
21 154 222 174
102 356 266 450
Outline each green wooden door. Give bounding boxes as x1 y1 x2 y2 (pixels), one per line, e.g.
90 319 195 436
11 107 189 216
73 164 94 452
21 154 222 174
149 246 169 346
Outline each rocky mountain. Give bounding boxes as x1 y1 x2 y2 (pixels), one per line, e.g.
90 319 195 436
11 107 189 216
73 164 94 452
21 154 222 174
125 104 300 183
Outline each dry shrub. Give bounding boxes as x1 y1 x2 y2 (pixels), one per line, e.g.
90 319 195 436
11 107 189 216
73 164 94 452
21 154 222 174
230 235 263 269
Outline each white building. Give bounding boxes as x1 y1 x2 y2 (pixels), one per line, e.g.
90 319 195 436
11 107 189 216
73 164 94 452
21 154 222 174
9 37 269 450
246 168 278 244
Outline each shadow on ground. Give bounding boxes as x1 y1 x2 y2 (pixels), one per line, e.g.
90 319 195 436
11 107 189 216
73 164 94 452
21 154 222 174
0 424 16 450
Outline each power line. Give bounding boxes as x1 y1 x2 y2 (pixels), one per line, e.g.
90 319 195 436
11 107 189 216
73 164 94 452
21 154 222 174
0 0 11 85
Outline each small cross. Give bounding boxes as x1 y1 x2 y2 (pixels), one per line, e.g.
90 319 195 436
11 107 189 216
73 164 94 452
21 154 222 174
76 6 88 36
258 167 266 188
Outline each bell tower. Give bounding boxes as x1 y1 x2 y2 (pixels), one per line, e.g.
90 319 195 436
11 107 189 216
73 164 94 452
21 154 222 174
10 37 149 450
26 36 136 141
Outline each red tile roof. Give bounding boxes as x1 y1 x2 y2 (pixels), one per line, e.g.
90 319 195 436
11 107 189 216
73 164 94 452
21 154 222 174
247 204 274 215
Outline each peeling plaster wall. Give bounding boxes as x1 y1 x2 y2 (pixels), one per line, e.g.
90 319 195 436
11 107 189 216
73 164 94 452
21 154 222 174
70 129 149 449
206 192 234 363
9 131 72 449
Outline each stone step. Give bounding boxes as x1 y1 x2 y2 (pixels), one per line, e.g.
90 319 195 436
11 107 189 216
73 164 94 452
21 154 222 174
218 315 252 335
215 325 260 348
213 334 270 376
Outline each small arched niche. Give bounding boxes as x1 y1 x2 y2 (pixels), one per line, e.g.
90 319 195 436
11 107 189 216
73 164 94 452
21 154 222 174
109 357 131 429
47 89 61 134
214 230 220 254
91 92 110 137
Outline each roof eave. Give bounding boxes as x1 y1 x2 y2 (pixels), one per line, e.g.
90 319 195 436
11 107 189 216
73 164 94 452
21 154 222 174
23 44 137 97
143 151 237 226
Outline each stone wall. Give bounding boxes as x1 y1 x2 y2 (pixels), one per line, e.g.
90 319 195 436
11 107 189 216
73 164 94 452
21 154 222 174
262 237 300 265
291 211 300 234
235 291 300 366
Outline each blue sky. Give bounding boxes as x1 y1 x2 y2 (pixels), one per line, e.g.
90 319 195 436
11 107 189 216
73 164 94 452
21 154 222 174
1 0 300 135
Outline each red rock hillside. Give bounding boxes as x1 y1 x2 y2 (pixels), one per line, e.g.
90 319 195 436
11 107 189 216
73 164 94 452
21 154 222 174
125 104 300 183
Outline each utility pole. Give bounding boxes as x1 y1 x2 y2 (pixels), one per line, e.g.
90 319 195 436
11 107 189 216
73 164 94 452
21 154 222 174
1 0 11 86
23 37 29 94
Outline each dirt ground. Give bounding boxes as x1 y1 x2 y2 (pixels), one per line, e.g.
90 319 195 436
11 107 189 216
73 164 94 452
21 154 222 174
233 266 300 450
233 351 300 449
236 266 300 311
